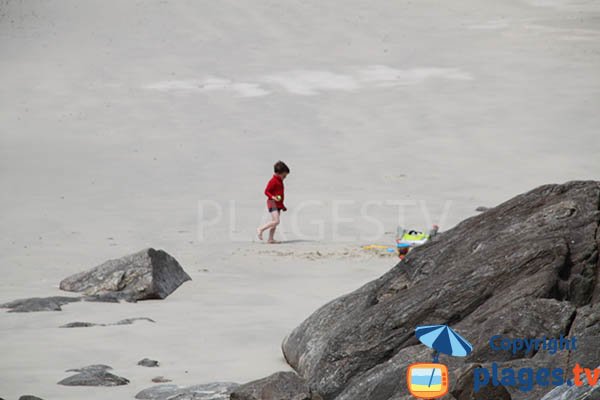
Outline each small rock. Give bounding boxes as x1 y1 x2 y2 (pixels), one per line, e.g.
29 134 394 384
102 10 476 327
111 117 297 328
58 364 129 386
475 206 490 212
135 382 239 400
60 322 102 328
151 376 172 383
19 396 44 400
59 317 155 328
115 317 155 325
1 296 81 312
138 358 159 367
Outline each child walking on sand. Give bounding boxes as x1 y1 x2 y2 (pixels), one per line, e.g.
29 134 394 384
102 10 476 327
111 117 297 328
257 161 289 243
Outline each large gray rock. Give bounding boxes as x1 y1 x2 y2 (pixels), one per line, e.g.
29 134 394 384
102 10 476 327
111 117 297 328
280 181 600 400
57 364 129 386
135 382 239 400
230 371 313 400
59 248 191 302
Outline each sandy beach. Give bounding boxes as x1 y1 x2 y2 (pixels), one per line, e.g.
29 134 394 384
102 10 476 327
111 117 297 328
1 0 599 398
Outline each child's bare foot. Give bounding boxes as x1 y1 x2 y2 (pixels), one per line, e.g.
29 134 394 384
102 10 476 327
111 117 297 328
267 239 280 244
256 228 263 240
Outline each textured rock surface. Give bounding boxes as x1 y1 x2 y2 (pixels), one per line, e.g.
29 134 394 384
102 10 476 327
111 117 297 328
279 181 600 400
451 364 512 400
540 364 600 400
59 248 191 302
57 364 129 386
230 371 313 400
134 382 239 399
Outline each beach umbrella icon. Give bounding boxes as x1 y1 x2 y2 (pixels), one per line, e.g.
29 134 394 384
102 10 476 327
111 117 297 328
415 324 473 362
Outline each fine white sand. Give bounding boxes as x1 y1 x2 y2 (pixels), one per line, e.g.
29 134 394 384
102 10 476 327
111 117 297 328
1 0 599 398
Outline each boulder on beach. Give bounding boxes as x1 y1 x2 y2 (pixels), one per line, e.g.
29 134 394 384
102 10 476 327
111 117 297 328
230 371 313 400
272 181 600 400
134 382 239 400
58 364 129 387
59 248 191 302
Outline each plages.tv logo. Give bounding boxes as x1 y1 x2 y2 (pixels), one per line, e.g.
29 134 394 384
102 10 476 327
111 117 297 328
407 325 473 399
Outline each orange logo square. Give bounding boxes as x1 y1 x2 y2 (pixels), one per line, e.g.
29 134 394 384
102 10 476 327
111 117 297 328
406 363 449 399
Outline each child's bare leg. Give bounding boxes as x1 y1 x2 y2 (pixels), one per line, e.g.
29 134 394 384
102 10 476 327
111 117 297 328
257 219 275 240
257 210 280 241
268 226 277 243
267 211 281 243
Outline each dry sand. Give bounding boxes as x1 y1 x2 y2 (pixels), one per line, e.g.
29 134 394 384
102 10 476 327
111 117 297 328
1 0 599 398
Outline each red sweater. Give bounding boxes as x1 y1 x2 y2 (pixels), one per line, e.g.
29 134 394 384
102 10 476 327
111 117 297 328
264 174 285 209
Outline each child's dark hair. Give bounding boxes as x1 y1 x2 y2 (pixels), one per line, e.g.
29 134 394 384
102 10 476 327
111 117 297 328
274 160 290 174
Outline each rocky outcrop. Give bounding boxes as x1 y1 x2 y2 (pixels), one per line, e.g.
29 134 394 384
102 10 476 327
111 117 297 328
135 382 239 400
230 371 314 400
57 364 129 386
276 181 600 400
59 248 191 302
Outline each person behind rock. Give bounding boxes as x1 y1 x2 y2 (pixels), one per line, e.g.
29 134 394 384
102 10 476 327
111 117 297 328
257 161 289 243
